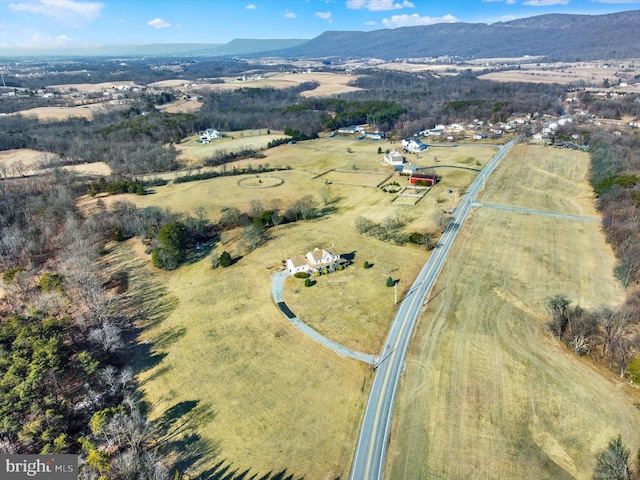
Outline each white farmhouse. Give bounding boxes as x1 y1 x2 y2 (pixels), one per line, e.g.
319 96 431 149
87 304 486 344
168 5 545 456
383 150 405 166
402 137 427 153
199 129 222 144
286 247 347 274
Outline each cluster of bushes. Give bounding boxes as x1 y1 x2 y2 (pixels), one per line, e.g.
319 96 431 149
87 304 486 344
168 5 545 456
355 214 409 245
88 177 146 196
546 294 638 378
173 164 286 184
408 230 438 250
203 147 266 167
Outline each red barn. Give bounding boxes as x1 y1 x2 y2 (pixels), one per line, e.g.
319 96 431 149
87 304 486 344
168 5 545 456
409 173 438 186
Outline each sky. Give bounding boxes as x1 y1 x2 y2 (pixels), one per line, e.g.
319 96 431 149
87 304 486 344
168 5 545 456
1 0 640 51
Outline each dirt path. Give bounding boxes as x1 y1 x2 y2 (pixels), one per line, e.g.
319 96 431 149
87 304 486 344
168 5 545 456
386 145 640 479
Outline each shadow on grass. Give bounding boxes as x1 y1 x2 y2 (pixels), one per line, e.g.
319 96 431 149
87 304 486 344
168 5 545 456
156 401 307 480
196 461 305 480
130 340 168 375
342 251 357 263
154 325 187 349
185 238 218 265
155 400 220 473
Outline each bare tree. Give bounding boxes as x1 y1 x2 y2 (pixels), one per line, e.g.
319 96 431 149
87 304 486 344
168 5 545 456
320 185 332 205
89 321 123 356
249 198 263 218
597 307 631 358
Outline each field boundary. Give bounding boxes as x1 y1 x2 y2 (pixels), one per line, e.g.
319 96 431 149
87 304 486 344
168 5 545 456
312 169 393 188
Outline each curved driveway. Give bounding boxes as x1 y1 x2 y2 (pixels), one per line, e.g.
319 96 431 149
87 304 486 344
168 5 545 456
271 270 376 365
349 138 520 480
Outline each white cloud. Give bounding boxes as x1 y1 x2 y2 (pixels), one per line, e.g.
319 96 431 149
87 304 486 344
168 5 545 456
590 0 640 3
522 0 569 5
148 18 171 29
315 11 333 22
482 0 516 4
382 13 457 28
346 0 415 11
246 4 256 9
8 0 104 25
365 20 377 25
284 11 296 18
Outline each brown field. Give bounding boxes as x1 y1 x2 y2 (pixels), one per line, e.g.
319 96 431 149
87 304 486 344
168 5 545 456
174 130 287 165
149 72 362 97
111 238 368 480
157 99 203 113
0 149 111 178
8 102 122 120
387 144 640 480
62 161 112 176
316 169 392 187
103 136 503 478
46 81 139 93
0 149 57 175
478 61 640 86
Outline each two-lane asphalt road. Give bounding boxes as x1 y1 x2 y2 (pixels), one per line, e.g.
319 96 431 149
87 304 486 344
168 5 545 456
349 137 519 480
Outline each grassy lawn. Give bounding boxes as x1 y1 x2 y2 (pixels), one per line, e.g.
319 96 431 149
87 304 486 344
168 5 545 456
112 237 369 480
175 129 288 166
387 144 640 480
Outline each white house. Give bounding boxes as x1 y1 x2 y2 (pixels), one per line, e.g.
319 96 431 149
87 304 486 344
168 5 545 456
383 150 405 166
199 129 222 144
402 163 417 175
286 247 347 274
364 130 386 140
473 132 487 140
402 138 427 153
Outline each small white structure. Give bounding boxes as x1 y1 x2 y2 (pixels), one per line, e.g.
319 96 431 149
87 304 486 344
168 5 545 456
402 163 417 175
473 132 487 140
402 138 427 153
383 150 405 166
199 129 222 144
286 247 347 274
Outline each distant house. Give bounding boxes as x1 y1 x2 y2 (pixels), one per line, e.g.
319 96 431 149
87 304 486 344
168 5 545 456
402 163 417 175
286 247 348 274
472 132 487 140
402 138 428 153
383 150 405 166
337 125 358 134
409 173 438 186
363 130 386 140
199 129 222 144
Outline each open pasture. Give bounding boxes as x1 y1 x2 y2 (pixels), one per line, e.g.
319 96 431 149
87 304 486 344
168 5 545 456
46 80 139 93
157 98 203 113
0 148 57 176
8 103 113 120
478 60 640 86
102 136 513 477
0 148 112 178
387 144 639 480
315 169 392 187
175 130 286 165
149 72 362 97
111 237 369 480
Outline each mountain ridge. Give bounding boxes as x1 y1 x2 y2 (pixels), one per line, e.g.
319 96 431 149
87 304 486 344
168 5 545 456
2 10 638 61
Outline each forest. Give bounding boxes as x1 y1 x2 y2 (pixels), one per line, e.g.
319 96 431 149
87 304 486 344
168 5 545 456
1 58 639 479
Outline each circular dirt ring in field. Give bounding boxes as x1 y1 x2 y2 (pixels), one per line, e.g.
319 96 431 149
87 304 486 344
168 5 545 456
237 175 284 189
